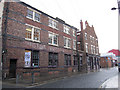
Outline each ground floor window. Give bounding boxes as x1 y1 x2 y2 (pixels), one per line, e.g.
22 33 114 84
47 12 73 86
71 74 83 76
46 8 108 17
24 50 39 67
80 56 82 65
49 52 58 67
73 55 78 65
64 54 71 66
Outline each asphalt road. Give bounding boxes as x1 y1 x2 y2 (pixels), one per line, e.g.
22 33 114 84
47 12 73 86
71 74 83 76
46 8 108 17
30 67 118 88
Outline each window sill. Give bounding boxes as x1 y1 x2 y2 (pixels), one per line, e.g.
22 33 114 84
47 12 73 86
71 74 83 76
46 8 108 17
48 43 58 47
25 38 41 43
48 66 58 68
64 46 71 49
49 25 59 30
26 16 41 23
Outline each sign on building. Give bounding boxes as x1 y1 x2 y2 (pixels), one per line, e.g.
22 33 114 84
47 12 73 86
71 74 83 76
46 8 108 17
25 50 31 67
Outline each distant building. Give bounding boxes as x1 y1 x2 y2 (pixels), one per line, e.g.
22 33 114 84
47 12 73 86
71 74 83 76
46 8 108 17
77 20 100 71
100 53 116 68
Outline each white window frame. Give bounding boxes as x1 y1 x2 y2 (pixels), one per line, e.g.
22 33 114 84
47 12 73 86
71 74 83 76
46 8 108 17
48 17 58 30
85 33 87 40
25 24 41 42
85 43 88 53
64 25 70 34
64 36 71 49
26 7 41 22
91 45 93 54
73 29 76 37
48 32 58 46
73 39 76 50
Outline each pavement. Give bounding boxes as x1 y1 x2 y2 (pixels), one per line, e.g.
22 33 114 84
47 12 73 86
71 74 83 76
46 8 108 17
100 74 119 89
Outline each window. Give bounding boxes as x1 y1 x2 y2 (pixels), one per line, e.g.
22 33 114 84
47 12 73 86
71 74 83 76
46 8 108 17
32 51 39 67
93 37 94 43
73 55 78 66
91 45 93 54
24 50 39 67
34 28 40 41
73 40 76 50
27 8 40 22
49 52 58 67
48 32 58 46
90 35 92 42
64 37 71 48
85 33 87 40
27 9 33 19
73 29 76 37
64 25 70 34
35 12 40 22
96 47 99 55
85 43 88 53
64 54 71 66
26 26 32 39
93 46 96 54
49 18 58 29
25 24 40 42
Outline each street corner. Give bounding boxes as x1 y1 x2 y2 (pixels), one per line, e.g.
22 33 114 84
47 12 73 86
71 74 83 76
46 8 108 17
100 75 118 89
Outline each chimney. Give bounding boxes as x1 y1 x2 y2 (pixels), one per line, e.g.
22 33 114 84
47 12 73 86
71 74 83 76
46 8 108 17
80 20 83 31
85 20 89 27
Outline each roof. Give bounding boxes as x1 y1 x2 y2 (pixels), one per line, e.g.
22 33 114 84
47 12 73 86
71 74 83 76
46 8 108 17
108 49 120 56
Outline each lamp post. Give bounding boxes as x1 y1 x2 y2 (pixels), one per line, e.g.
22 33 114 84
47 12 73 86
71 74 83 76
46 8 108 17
111 7 120 10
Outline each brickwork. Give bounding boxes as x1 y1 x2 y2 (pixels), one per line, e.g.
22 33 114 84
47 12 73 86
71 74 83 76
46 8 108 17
2 1 79 78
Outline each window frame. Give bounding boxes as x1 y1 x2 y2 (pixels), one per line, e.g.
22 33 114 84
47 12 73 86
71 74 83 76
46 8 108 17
26 7 41 22
48 17 58 30
48 32 58 46
64 25 70 34
48 52 58 67
73 39 76 50
25 24 41 42
64 37 71 49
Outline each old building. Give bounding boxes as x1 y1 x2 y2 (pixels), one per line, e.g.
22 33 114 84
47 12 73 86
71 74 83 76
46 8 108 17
1 1 80 78
100 54 114 68
77 20 100 71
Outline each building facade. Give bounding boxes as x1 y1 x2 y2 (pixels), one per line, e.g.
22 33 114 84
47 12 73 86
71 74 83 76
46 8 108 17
100 56 114 68
2 1 80 78
77 20 100 71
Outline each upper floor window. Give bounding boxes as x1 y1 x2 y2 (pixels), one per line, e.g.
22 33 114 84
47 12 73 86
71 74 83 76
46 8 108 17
64 25 70 34
64 37 71 48
73 40 76 50
85 33 87 40
91 45 93 54
90 35 92 42
73 29 76 37
49 18 58 29
27 8 40 22
35 12 40 22
27 9 33 19
85 43 88 53
25 24 40 42
48 32 58 46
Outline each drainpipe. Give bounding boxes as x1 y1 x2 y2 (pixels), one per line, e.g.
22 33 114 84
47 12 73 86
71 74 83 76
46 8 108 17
2 1 10 79
76 29 80 72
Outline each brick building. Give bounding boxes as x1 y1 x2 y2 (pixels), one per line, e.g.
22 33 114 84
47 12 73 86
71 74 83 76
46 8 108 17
1 1 81 78
77 20 100 71
100 56 114 68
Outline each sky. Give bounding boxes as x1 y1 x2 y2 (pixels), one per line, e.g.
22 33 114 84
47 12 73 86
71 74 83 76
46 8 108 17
21 0 118 54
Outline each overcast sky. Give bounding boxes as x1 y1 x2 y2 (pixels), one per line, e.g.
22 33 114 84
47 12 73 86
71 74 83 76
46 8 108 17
21 0 118 53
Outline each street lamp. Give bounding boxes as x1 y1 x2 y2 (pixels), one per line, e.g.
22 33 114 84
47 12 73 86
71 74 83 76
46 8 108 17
111 7 120 10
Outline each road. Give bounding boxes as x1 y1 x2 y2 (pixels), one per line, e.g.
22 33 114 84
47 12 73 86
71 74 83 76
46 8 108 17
28 67 118 88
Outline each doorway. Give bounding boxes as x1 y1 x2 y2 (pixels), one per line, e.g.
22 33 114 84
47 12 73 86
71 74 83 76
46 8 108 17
9 59 17 78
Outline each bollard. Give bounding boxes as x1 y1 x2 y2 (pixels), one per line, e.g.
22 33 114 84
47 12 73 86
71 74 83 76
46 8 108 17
31 72 34 84
16 74 19 84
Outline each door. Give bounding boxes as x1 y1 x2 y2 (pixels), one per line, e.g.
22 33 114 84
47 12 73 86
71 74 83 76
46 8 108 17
9 59 17 78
